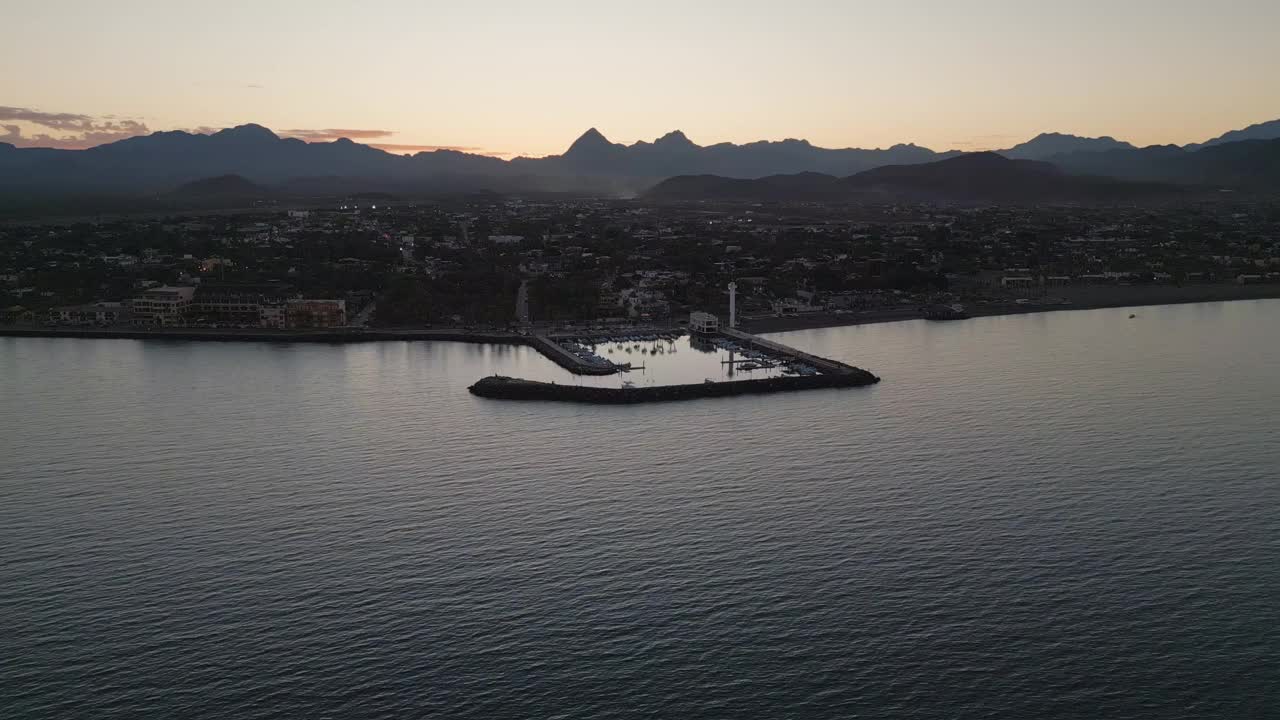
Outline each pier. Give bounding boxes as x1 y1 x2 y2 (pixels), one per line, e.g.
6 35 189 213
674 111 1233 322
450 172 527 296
470 369 879 404
530 335 620 375
719 328 864 376
473 324 880 403
4 321 880 404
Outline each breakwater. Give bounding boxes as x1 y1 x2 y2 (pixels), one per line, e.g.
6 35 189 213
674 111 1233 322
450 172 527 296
720 328 862 375
530 335 620 375
469 370 880 404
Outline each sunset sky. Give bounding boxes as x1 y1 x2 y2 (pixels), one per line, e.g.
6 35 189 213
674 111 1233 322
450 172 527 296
3 0 1278 156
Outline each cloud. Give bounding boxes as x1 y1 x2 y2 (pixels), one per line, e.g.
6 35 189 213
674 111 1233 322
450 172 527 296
0 112 509 157
281 129 509 157
0 106 151 149
367 142 504 156
949 133 1019 150
282 128 396 142
190 81 266 90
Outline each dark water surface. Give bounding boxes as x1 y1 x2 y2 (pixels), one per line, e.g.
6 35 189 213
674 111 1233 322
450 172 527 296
3 301 1278 719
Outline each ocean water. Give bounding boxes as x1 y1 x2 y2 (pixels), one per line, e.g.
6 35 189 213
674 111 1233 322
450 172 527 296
2 301 1278 719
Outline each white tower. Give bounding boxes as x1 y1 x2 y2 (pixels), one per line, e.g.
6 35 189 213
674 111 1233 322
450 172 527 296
728 282 737 328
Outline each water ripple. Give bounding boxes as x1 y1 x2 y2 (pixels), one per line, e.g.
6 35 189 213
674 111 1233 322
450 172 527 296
2 301 1278 718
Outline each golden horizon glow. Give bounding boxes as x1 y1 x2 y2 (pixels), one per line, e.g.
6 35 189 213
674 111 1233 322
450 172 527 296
3 0 1279 157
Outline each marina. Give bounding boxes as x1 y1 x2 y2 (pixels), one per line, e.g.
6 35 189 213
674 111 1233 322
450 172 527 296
478 313 878 402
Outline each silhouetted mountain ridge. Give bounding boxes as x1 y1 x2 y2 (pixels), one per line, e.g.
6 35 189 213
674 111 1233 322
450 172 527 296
1187 119 1280 150
1048 138 1280 187
999 133 1135 160
170 174 267 198
2 120 1279 199
646 152 1182 204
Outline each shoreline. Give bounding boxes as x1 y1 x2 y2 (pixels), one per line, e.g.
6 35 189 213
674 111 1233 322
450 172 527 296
2 285 1278 344
0 326 533 344
740 284 1280 334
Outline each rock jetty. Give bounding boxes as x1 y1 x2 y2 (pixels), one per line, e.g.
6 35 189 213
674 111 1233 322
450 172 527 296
469 370 880 404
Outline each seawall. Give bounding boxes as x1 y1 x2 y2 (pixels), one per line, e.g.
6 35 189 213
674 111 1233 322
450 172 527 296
469 370 880 404
530 335 620 375
719 327 863 375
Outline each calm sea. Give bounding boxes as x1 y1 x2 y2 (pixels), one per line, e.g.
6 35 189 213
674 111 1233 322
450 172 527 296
2 301 1278 719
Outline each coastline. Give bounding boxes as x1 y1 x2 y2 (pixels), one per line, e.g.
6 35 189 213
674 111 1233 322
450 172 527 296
2 284 1278 344
0 326 532 344
740 284 1280 334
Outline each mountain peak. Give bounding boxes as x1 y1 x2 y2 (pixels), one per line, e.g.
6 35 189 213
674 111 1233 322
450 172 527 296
654 130 696 148
1030 131 1121 143
1002 133 1134 160
563 127 619 158
575 127 610 144
213 124 279 142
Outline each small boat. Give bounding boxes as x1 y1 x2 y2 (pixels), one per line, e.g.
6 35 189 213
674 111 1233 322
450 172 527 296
1129 314 1137 319
924 303 970 321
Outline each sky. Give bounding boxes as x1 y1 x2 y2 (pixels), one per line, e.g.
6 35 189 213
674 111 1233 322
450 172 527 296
3 0 1279 156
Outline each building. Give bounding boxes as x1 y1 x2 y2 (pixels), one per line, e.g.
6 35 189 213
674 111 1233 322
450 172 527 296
690 311 719 334
131 286 196 325
1001 276 1037 288
286 299 347 328
772 298 820 314
259 305 286 329
49 302 127 325
193 284 292 325
0 306 34 325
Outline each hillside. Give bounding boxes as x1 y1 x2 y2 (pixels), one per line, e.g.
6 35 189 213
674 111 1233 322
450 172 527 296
646 153 1182 204
171 174 267 198
643 172 844 201
1048 138 1280 187
1188 119 1280 150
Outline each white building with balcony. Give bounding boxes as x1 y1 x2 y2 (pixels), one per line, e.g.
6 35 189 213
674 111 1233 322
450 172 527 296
690 311 719 335
131 286 196 325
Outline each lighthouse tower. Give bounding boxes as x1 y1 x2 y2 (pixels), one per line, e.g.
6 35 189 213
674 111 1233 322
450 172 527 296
728 282 738 328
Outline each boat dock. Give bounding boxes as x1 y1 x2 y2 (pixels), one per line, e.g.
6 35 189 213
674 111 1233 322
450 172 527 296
718 328 863 376
531 335 621 375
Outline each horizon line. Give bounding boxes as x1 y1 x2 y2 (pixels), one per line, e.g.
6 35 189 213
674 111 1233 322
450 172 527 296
3 117 1277 156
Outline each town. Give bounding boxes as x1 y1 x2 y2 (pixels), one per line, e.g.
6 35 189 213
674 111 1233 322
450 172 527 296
2 196 1279 332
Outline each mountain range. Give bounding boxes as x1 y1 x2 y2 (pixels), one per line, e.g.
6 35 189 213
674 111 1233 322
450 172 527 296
1 120 1278 203
1047 138 1280 186
646 153 1183 204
